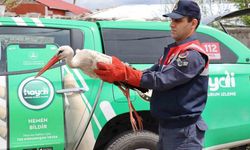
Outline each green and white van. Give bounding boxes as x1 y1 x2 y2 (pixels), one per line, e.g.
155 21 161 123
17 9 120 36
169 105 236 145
0 17 250 150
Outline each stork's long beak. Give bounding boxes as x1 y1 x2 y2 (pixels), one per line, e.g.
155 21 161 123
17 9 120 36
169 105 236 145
35 55 60 78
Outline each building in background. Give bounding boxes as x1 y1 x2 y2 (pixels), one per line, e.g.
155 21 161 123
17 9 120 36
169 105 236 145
2 0 91 17
85 3 237 21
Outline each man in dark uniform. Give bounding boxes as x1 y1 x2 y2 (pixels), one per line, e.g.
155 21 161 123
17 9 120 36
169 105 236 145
94 0 209 149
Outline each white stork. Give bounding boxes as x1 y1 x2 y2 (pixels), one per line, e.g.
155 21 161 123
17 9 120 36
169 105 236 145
36 46 112 78
36 46 143 131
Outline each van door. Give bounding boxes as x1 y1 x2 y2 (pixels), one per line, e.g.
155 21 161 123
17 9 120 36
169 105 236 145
0 42 7 150
6 43 65 149
0 24 100 150
197 33 250 147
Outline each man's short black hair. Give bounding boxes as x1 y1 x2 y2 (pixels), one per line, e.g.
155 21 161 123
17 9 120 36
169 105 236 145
187 16 200 29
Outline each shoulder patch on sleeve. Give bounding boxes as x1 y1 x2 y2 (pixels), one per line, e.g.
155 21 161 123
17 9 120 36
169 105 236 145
176 57 189 67
176 51 190 67
178 51 189 59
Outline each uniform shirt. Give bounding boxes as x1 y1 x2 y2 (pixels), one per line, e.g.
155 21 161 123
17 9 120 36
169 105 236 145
140 35 209 127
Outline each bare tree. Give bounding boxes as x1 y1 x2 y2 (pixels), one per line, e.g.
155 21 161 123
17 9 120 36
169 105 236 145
1 0 24 10
162 0 236 18
0 0 8 5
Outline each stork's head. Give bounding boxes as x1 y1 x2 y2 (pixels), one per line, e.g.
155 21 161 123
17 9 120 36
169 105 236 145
57 46 74 60
35 46 74 77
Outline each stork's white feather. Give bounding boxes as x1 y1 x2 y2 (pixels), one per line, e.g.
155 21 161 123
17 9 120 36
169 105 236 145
58 46 112 78
57 46 144 131
0 86 6 99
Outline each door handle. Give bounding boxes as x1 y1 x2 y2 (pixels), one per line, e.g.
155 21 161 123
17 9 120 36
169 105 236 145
56 88 87 94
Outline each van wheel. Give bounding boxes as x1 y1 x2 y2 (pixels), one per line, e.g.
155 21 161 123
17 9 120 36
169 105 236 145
105 130 158 150
230 145 247 150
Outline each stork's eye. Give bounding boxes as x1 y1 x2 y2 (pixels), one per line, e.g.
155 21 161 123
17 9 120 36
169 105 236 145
57 50 63 55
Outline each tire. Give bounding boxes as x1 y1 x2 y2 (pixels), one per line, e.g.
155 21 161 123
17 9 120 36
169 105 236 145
106 130 159 150
230 145 247 150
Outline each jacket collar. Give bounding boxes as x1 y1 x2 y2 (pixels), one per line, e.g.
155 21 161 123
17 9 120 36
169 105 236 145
174 34 197 47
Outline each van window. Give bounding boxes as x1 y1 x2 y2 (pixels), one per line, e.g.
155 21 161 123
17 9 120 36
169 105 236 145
102 29 173 64
0 27 82 73
0 27 70 46
197 33 238 64
102 29 238 64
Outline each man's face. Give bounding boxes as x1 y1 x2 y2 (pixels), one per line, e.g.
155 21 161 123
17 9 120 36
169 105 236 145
170 17 197 42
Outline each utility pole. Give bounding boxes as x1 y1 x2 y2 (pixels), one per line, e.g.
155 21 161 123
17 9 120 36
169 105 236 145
73 0 76 5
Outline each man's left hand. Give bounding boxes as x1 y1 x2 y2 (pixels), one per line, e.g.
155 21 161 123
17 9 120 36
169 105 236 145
94 56 142 87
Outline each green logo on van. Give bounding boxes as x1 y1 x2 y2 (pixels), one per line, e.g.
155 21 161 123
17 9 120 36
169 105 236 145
18 77 54 109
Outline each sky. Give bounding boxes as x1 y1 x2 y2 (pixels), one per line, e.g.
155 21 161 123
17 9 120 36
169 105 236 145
62 0 238 20
63 0 171 10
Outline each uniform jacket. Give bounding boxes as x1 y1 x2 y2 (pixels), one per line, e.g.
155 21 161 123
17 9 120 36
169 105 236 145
140 35 209 127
